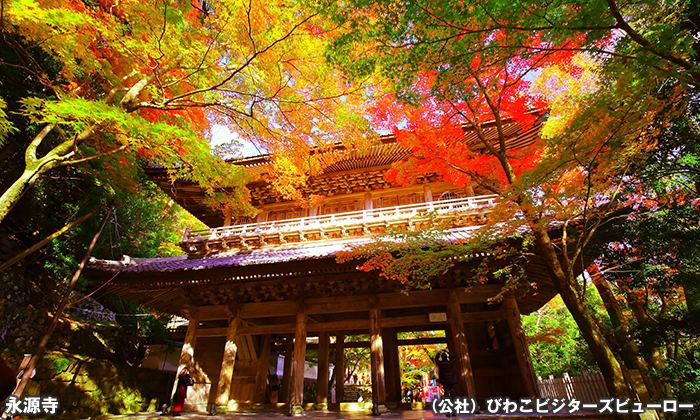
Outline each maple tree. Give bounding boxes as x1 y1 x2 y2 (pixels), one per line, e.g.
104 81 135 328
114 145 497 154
318 0 693 403
398 331 445 390
0 0 368 226
522 296 598 378
586 98 700 418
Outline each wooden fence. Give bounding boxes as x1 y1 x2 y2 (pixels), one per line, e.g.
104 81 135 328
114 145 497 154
537 371 610 402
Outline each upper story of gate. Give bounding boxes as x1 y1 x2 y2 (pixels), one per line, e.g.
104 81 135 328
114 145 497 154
144 117 543 256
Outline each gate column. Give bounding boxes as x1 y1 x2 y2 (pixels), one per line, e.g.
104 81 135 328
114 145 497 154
504 292 539 397
253 334 272 409
369 302 387 414
316 332 330 409
215 306 241 413
382 327 401 405
447 289 477 399
335 334 345 403
290 301 308 415
173 307 200 407
280 335 293 402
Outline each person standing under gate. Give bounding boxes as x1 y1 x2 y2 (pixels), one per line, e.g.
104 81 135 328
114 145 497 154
172 367 194 416
435 350 457 401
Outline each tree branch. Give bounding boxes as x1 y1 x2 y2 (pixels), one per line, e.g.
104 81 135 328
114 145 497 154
0 206 100 272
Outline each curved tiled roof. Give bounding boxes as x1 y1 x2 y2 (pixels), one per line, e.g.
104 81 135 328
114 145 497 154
84 222 564 316
88 226 483 274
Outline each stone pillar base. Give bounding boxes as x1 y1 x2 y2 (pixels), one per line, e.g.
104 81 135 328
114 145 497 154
314 402 328 410
251 403 265 410
372 404 388 413
214 405 228 414
640 410 661 420
411 402 426 410
292 405 304 415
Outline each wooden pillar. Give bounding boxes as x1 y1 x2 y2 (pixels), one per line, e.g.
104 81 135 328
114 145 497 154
253 334 272 408
464 183 475 197
369 305 386 415
423 184 433 202
335 334 345 403
382 327 400 405
173 308 199 401
364 192 373 210
290 302 308 414
215 308 240 411
280 335 293 403
503 292 539 397
447 289 477 399
316 332 330 409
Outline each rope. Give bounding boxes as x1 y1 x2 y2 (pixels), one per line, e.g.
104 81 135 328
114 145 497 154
67 252 163 306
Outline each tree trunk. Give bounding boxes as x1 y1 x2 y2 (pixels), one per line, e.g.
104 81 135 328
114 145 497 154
623 289 667 372
497 160 636 405
468 99 638 417
681 276 700 317
588 265 663 399
0 166 44 225
530 226 634 400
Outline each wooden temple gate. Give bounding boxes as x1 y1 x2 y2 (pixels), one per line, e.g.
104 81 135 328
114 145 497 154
86 121 563 413
178 288 538 413
90 251 553 414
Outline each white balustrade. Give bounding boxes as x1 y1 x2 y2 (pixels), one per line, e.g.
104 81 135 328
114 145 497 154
185 194 499 242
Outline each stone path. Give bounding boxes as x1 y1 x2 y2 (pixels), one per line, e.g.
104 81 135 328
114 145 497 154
94 409 614 420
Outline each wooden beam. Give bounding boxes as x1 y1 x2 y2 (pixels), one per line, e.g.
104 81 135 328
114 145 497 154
302 336 450 350
189 285 503 322
377 289 447 309
239 323 296 335
316 332 330 406
377 285 502 309
369 305 386 415
454 284 504 304
195 310 507 338
397 337 447 346
307 295 372 314
198 304 229 320
215 308 240 409
503 293 539 398
239 301 297 318
380 310 503 328
380 314 432 328
309 319 370 333
447 289 477 399
199 319 371 336
196 327 229 337
462 310 507 323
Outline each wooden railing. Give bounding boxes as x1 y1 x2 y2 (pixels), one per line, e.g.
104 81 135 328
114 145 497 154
184 194 498 243
537 371 610 402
